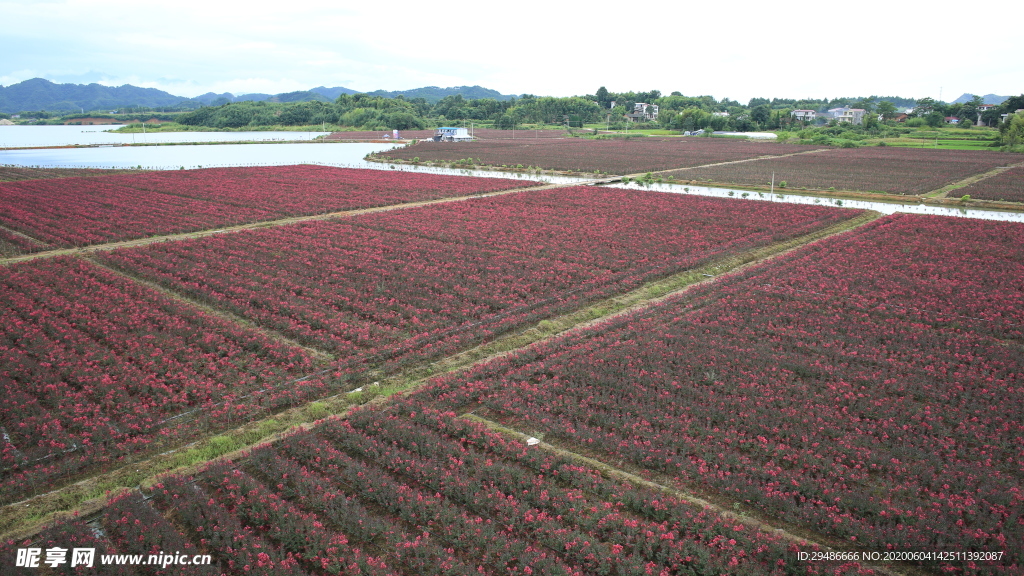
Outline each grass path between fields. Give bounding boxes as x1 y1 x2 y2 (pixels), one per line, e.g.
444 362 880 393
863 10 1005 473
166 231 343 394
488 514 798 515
0 210 880 541
921 160 1024 198
462 414 909 576
83 256 337 363
639 149 1024 209
637 146 831 179
0 180 575 267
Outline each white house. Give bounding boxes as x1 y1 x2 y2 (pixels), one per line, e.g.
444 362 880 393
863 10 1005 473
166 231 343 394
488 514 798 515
1001 109 1024 122
791 110 816 122
625 102 659 122
831 108 867 125
433 127 473 142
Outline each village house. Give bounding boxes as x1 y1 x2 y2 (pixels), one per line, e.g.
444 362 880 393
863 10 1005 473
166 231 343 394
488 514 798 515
625 102 658 122
791 110 816 122
835 108 867 125
1000 109 1024 122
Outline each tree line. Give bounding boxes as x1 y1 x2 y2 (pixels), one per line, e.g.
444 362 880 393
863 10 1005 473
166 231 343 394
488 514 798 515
9 87 1022 140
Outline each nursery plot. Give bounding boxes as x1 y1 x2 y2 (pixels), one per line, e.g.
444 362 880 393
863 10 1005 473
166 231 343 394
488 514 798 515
0 165 537 251
378 138 817 174
956 165 1024 203
0 227 48 258
664 146 1023 195
0 166 134 182
0 177 278 249
96 187 859 372
343 187 854 272
2 407 876 576
0 256 319 503
415 214 1023 573
122 165 534 215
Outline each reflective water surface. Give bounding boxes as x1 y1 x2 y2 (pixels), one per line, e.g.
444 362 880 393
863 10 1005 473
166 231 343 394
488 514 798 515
0 125 329 147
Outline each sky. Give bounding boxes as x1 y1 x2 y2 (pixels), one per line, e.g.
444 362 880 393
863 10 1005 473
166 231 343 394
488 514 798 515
2 0 1021 103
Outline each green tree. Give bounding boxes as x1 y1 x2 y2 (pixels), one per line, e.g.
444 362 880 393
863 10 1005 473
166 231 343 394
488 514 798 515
912 97 937 117
1000 112 1024 147
959 95 982 126
876 100 898 121
751 104 771 127
1000 94 1024 113
733 114 754 131
852 98 876 113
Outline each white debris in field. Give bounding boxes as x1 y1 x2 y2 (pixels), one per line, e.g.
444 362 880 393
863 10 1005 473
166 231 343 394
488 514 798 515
526 437 540 446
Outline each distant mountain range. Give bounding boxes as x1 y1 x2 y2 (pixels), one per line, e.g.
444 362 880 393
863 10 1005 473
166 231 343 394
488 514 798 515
951 93 1010 105
2 78 1013 115
0 78 518 113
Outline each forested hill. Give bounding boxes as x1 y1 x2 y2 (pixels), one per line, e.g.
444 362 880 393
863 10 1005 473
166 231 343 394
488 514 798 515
0 78 186 113
0 78 519 113
951 93 1010 105
362 86 517 104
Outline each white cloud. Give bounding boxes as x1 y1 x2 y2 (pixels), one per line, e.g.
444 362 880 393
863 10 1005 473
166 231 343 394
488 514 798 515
1 0 1020 101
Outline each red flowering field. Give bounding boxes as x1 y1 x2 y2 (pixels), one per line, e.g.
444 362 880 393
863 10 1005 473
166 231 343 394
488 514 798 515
0 256 321 503
0 228 47 259
0 166 135 182
96 188 858 372
378 138 817 174
957 166 1024 203
2 407 876 575
664 147 1023 195
414 214 1024 573
0 165 537 252
0 177 277 251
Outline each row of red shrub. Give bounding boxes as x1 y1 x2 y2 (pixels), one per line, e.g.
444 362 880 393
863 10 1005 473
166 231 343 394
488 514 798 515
663 147 1023 195
414 214 1023 572
3 407 875 575
0 165 537 252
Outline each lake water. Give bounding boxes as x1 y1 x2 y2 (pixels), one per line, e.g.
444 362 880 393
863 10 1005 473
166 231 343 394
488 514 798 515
1 142 397 170
1 136 1019 222
0 141 584 184
0 125 329 148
